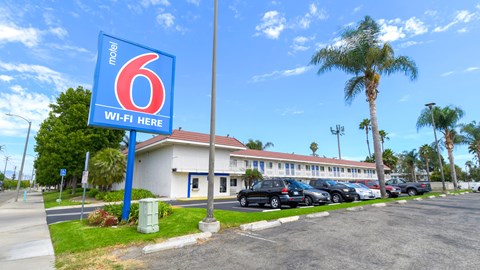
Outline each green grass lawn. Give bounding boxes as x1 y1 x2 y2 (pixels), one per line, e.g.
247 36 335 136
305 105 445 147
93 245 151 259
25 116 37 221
49 190 467 255
43 189 87 209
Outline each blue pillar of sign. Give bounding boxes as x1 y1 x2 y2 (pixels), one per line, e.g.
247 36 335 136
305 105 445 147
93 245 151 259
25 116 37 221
121 130 137 221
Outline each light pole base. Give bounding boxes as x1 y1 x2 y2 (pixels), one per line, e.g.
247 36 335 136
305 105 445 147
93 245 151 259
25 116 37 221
198 220 220 233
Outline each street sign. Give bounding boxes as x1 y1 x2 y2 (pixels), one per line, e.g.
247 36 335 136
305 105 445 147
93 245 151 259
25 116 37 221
87 32 176 134
81 171 89 184
60 169 66 176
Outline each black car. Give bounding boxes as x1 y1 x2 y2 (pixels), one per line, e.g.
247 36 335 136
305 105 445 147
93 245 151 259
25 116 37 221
309 179 358 203
284 179 330 206
237 179 304 209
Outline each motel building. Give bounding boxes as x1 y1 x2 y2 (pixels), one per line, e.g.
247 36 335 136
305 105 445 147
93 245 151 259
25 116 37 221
117 129 391 199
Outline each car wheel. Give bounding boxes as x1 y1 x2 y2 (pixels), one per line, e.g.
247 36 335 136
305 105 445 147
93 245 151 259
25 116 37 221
290 202 298 208
407 188 418 196
239 196 249 207
331 193 343 203
478 187 480 192
305 196 313 206
354 194 361 201
386 191 392 198
258 203 265 207
269 196 281 209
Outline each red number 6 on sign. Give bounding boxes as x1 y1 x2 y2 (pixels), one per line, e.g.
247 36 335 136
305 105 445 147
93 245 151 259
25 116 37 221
115 53 165 115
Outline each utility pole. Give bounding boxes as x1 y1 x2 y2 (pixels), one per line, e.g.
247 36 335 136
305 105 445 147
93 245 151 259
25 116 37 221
330 125 345 160
3 156 9 177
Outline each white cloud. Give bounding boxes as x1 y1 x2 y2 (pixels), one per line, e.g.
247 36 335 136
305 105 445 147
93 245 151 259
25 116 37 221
399 95 409 102
187 0 200 6
141 0 170 7
352 6 362 14
280 108 304 116
377 17 428 43
379 24 405 43
424 10 438 17
156 13 175 28
464 67 480 72
10 85 24 93
49 27 68 39
0 22 41 47
434 10 476 32
290 36 314 53
458 27 468 33
0 62 74 91
399 40 421 48
255 11 286 39
295 3 328 29
48 44 89 53
405 17 428 36
441 71 454 76
251 66 312 82
0 75 14 82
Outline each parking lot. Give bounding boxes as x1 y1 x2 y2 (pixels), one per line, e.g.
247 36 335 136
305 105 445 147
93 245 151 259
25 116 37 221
138 193 480 270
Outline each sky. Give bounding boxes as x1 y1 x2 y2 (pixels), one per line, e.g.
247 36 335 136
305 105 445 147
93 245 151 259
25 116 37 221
0 0 479 179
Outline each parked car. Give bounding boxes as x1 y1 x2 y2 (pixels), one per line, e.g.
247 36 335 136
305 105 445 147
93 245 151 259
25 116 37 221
350 180 401 198
344 183 375 200
471 182 480 192
284 179 330 206
309 179 358 203
385 178 432 196
237 179 304 209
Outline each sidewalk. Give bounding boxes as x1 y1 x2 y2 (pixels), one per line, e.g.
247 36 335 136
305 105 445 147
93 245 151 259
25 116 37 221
0 191 55 270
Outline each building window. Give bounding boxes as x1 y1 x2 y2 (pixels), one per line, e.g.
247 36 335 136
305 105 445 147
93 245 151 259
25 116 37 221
297 164 301 170
267 162 273 169
341 168 345 173
220 177 227 193
230 159 238 167
244 160 250 167
328 167 332 172
230 178 237 187
278 163 282 169
373 170 376 174
192 178 199 189
306 165 310 170
347 168 351 173
320 166 325 172
359 169 363 174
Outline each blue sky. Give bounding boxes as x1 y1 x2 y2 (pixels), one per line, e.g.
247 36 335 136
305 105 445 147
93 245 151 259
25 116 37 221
1 0 479 179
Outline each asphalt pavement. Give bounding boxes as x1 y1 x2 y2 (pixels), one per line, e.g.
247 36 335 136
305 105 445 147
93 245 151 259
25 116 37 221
137 193 480 270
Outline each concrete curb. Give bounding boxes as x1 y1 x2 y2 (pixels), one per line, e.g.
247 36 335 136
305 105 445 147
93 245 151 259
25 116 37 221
428 196 436 199
439 194 447 197
278 216 299 224
396 200 407 204
306 212 330 218
142 232 212 254
240 220 281 231
371 203 387 208
346 206 364 212
413 198 423 201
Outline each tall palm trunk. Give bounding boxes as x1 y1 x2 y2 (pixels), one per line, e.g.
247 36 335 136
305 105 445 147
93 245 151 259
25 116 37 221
368 99 386 198
365 129 371 157
446 147 458 190
412 168 416 182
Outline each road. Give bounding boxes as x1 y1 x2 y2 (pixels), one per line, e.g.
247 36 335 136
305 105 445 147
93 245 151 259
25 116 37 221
0 190 16 206
135 193 480 270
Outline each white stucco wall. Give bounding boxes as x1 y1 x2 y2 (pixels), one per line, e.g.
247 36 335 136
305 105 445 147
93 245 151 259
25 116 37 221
172 144 232 173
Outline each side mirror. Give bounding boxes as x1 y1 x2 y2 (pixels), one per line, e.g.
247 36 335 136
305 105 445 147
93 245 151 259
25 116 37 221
373 185 379 188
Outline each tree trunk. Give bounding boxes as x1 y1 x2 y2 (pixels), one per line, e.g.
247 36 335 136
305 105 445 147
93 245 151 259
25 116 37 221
366 130 371 157
368 99 386 198
71 175 77 194
412 168 416 182
446 147 458 190
425 157 430 181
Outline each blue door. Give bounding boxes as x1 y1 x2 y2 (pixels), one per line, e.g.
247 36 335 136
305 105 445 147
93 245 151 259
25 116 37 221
285 163 289 175
290 163 295 176
259 161 264 173
253 161 258 170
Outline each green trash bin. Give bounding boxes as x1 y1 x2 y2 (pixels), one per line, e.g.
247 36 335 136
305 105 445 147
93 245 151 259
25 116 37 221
137 198 159 234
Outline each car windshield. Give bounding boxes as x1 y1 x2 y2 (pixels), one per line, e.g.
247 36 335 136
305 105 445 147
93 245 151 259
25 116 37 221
326 180 338 186
287 180 312 189
343 183 355 188
357 183 369 189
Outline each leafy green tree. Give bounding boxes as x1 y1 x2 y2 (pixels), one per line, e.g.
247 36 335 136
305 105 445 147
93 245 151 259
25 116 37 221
359 119 372 157
419 144 434 181
246 139 274 150
379 130 389 152
417 105 464 189
241 169 263 189
431 164 465 182
34 86 124 193
311 16 418 198
310 142 319 156
89 148 126 191
402 149 419 181
460 121 480 166
382 149 398 173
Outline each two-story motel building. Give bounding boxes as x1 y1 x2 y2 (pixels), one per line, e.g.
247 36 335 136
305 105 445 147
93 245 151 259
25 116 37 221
117 129 390 199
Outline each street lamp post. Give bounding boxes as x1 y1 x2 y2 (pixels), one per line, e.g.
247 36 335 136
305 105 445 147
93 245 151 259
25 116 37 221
6 113 32 202
425 103 447 193
330 125 344 159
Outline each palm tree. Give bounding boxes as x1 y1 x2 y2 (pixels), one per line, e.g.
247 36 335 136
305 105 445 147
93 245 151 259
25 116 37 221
311 16 418 198
359 119 372 157
379 130 389 152
460 121 480 166
246 139 274 150
241 169 263 189
419 144 434 181
310 142 319 156
417 105 464 190
403 149 418 182
89 148 126 191
465 160 473 180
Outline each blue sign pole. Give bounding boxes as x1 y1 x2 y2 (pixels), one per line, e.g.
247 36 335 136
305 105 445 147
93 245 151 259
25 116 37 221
121 130 137 221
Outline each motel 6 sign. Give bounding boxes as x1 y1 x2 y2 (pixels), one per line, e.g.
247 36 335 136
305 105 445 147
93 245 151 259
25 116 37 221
88 32 176 134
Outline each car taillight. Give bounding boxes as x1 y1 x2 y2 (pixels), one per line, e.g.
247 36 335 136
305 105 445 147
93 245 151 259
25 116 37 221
421 184 425 188
281 187 288 194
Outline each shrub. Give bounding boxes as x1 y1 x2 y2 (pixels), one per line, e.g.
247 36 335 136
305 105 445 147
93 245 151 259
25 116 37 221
103 204 123 220
95 192 106 200
158 201 173 218
87 188 99 198
102 189 156 202
103 201 173 226
87 209 118 227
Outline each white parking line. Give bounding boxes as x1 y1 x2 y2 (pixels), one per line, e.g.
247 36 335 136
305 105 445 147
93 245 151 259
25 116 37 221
237 232 276 243
231 207 263 211
262 209 281 212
